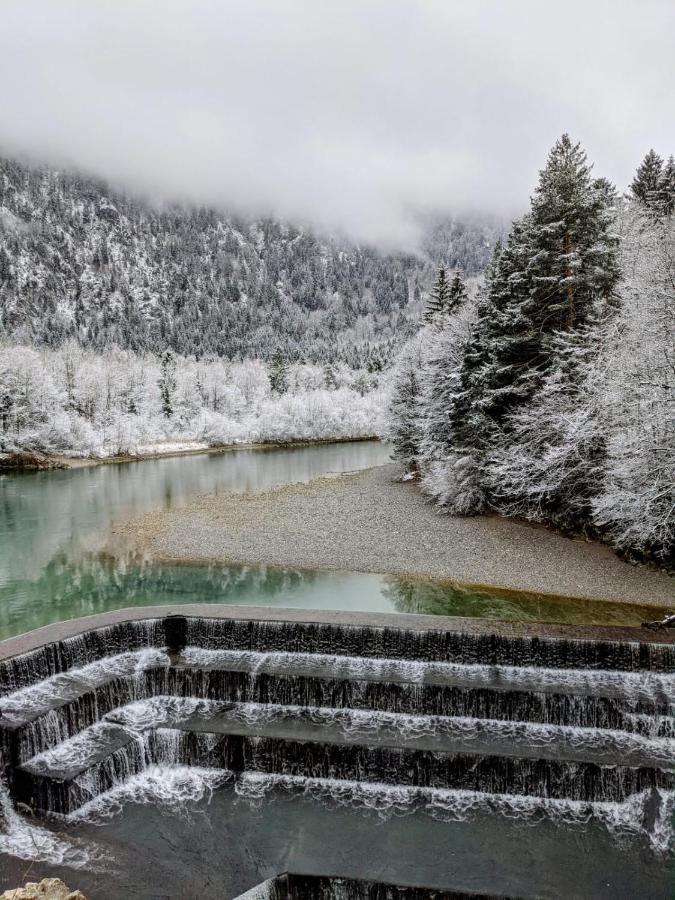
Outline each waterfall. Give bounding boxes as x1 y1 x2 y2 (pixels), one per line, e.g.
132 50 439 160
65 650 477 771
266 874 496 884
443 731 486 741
233 872 567 900
0 621 164 696
0 776 106 869
0 612 672 863
183 617 675 671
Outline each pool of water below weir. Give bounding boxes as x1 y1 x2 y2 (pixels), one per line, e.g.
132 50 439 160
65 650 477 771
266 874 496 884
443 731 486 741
1 777 672 900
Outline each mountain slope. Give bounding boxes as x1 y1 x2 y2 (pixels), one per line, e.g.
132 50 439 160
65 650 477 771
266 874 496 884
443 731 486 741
0 156 501 365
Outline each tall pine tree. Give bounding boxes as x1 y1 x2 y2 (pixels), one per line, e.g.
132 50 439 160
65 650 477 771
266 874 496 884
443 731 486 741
268 351 289 394
158 351 177 418
425 266 451 322
444 217 534 499
657 155 675 215
486 326 607 530
419 284 477 510
525 134 620 332
446 135 620 515
631 149 664 207
388 337 425 475
447 272 468 313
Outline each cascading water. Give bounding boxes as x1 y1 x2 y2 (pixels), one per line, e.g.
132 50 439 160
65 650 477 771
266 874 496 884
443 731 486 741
0 613 673 897
0 776 108 871
233 873 503 900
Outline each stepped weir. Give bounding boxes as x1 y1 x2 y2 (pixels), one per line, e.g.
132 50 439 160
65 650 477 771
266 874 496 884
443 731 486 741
233 873 504 900
0 605 673 896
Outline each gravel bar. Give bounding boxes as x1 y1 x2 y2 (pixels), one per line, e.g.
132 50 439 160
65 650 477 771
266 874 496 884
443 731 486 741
114 464 674 607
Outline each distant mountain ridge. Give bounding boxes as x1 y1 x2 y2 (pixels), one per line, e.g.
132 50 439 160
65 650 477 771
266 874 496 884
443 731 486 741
0 156 502 365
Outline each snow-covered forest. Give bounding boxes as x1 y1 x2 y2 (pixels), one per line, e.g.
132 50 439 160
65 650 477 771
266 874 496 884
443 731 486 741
0 154 500 456
389 137 675 564
2 141 673 563
0 155 500 367
0 343 385 457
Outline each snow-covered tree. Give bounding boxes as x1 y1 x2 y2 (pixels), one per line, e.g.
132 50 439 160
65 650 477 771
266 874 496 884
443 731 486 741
0 346 62 437
631 149 664 207
486 328 606 531
383 138 671 564
413 136 623 526
524 134 621 332
658 155 675 216
428 228 530 516
418 288 476 507
158 351 177 418
323 364 338 390
592 205 675 561
436 267 504 515
387 336 425 474
268 351 290 394
425 266 451 322
0 343 385 457
425 268 469 324
447 272 468 313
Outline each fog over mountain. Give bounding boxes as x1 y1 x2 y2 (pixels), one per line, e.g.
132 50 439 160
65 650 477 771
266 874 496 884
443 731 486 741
1 1 673 247
0 155 501 363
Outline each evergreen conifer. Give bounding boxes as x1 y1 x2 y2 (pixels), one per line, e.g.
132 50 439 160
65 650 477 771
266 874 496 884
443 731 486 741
658 155 675 215
388 339 424 474
446 135 620 513
323 364 338 389
418 288 477 509
425 266 451 322
158 350 177 417
268 351 289 394
440 247 505 513
525 134 620 332
631 149 664 207
446 272 467 313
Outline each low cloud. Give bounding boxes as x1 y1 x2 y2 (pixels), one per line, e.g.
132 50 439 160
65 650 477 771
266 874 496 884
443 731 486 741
1 0 673 247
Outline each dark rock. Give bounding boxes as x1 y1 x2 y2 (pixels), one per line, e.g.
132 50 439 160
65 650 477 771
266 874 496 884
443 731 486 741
0 879 86 900
0 451 67 471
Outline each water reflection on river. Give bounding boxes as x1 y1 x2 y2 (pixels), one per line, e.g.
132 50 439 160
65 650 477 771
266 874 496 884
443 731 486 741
0 442 388 638
0 440 666 639
1 442 389 588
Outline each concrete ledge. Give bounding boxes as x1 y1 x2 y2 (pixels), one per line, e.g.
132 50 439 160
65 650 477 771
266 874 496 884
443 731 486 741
232 872 495 900
1 604 674 662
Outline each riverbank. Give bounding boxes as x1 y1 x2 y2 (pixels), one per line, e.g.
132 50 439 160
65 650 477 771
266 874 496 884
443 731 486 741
0 436 379 471
111 464 674 607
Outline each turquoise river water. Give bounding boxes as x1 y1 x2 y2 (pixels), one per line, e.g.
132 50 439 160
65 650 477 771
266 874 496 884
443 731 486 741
0 440 666 639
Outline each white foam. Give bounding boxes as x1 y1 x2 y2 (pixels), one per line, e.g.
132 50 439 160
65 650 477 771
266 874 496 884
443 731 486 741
0 781 108 870
233 877 278 900
70 765 231 824
233 772 675 856
104 695 203 731
25 721 134 776
102 696 675 768
178 647 675 703
0 648 170 722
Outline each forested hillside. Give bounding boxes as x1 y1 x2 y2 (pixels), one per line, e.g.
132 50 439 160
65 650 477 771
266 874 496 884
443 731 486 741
0 156 501 367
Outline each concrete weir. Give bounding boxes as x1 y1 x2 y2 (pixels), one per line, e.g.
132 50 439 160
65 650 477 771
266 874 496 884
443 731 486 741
2 603 675 662
232 873 506 900
0 605 673 891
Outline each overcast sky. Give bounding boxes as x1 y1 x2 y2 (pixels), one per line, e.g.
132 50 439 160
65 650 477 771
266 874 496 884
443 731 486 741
1 1 673 246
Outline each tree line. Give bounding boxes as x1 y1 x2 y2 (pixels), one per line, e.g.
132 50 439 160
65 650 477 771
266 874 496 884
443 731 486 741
0 342 384 457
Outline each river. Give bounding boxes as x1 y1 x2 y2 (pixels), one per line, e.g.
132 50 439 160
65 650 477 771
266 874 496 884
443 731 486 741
0 441 673 898
0 440 665 640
